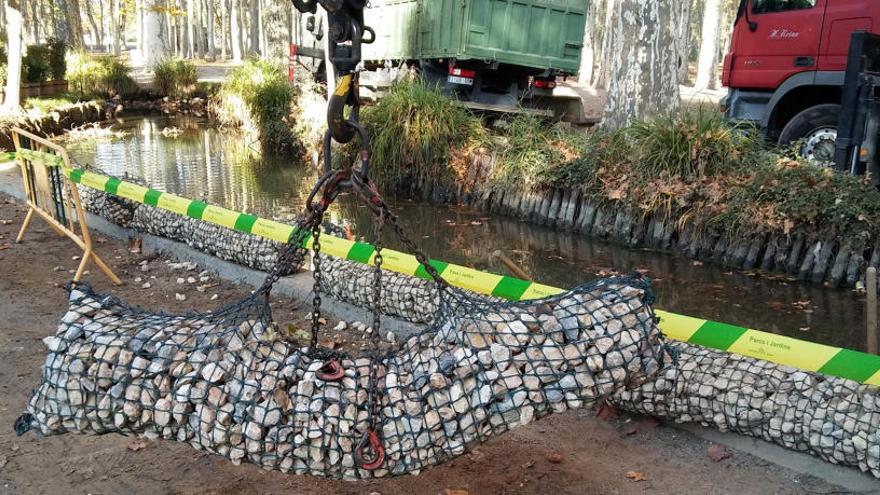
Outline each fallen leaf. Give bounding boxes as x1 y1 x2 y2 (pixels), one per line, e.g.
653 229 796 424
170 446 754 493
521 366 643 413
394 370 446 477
707 444 731 462
521 460 535 469
0 242 10 251
625 470 647 482
545 452 563 464
127 438 150 451
444 490 469 495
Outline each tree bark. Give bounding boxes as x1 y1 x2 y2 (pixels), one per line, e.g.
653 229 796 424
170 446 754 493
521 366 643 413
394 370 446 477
66 0 85 49
3 0 23 111
28 0 39 43
577 3 595 86
184 0 194 58
694 0 721 90
248 0 259 55
594 0 616 90
602 0 679 130
677 0 693 84
84 0 102 47
111 0 121 54
141 0 167 67
207 0 216 60
230 0 243 61
220 0 228 59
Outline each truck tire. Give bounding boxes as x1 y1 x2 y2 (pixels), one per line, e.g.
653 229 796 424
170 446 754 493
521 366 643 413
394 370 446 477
777 103 840 165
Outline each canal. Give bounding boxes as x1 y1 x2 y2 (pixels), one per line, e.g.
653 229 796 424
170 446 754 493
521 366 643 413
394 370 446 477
64 114 868 352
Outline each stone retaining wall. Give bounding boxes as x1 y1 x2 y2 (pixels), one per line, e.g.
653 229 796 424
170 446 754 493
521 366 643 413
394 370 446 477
411 153 876 289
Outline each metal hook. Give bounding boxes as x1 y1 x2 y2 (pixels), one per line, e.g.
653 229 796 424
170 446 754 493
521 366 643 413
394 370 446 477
354 429 385 470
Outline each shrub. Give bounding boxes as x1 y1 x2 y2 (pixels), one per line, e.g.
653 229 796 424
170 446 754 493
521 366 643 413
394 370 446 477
22 45 51 83
215 59 294 150
46 38 67 80
66 52 138 97
153 58 197 97
358 79 485 190
621 108 765 180
492 114 591 190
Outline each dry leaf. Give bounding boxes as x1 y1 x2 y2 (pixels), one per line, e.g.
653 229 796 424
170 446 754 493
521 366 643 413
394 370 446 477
625 470 647 482
444 490 469 495
546 452 563 464
707 444 731 462
128 237 142 254
0 242 10 251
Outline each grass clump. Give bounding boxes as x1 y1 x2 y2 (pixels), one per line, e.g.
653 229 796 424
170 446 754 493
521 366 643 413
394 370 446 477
358 79 485 190
215 59 295 151
153 58 197 97
66 52 138 97
23 94 79 113
492 113 592 190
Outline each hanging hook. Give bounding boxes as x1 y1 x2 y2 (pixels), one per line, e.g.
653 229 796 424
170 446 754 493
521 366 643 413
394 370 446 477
354 429 385 470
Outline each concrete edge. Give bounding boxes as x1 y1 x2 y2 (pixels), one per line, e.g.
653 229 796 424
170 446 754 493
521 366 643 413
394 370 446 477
674 423 880 493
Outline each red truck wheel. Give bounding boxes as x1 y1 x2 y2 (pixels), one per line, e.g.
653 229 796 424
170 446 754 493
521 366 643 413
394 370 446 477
778 104 840 166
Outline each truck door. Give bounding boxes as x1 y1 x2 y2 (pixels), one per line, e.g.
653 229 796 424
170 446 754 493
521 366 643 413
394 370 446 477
727 0 825 89
817 0 874 71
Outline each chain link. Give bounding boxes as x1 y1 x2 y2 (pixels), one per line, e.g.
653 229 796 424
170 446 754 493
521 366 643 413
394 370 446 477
309 219 324 349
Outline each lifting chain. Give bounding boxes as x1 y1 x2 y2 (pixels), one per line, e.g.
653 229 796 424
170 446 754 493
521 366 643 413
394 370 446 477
290 0 447 471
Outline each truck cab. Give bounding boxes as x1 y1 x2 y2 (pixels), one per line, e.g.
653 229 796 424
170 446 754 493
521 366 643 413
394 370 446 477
723 0 880 162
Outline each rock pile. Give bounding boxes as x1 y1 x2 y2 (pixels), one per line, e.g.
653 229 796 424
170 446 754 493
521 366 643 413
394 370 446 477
612 341 880 478
18 277 667 478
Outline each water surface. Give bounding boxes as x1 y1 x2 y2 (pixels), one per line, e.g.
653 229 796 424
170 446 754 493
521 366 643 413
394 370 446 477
65 115 868 351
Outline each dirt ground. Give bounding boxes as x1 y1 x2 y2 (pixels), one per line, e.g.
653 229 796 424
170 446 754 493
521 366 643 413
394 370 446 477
0 192 853 495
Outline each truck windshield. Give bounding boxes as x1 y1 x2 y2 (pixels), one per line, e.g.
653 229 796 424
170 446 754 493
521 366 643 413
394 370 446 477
752 0 817 14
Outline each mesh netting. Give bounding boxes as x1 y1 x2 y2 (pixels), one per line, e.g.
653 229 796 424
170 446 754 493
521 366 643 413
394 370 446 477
17 262 669 477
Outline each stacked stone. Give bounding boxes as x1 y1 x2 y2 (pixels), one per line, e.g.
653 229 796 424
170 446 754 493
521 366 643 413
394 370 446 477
612 342 880 478
77 184 139 227
20 278 666 478
319 255 440 324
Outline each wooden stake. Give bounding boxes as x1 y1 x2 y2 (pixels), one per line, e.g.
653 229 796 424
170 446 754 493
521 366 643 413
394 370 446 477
868 267 878 355
492 250 531 281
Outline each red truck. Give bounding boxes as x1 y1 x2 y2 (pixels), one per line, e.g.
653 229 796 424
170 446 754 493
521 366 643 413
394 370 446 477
722 0 879 164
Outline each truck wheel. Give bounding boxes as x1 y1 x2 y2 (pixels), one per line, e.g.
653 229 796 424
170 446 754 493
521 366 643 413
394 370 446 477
778 104 840 166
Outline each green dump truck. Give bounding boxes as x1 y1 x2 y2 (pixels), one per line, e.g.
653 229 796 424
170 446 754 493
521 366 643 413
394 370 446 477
358 0 588 121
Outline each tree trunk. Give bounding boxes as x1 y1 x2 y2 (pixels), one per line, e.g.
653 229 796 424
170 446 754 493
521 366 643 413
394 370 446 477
3 0 23 111
230 0 243 61
141 0 167 67
248 0 259 55
184 0 194 58
207 0 216 60
677 0 693 84
29 0 39 44
602 0 679 130
195 0 205 58
111 0 121 54
220 0 228 59
67 0 85 49
577 3 596 86
84 1 101 47
694 0 721 90
594 0 616 90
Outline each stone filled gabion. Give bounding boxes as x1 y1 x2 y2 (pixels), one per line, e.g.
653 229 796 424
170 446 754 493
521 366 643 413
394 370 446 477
319 255 441 324
612 342 880 478
77 183 139 227
18 277 668 478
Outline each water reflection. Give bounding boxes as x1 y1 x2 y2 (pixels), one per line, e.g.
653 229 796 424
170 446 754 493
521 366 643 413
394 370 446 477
65 115 868 351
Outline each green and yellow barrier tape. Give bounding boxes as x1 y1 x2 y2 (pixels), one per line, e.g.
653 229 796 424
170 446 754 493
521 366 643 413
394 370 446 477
13 161 878 386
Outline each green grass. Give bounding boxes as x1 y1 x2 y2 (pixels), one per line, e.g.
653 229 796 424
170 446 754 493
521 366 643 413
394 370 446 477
153 58 197 97
66 52 138 97
356 79 486 190
23 94 79 113
215 59 295 151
